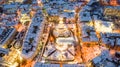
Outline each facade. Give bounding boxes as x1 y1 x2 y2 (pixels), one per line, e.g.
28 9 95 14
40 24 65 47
101 33 120 48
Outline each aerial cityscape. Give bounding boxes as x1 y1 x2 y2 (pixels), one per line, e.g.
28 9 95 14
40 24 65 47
0 0 120 67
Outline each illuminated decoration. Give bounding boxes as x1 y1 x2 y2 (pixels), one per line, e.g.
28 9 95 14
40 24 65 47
37 0 41 3
9 62 18 67
59 17 63 24
104 8 120 17
3 4 18 13
37 0 43 7
20 14 31 24
42 17 76 62
47 16 59 22
14 23 25 32
64 10 75 12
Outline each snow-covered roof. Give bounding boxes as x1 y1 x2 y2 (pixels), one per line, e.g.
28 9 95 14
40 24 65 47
87 0 99 6
92 56 102 64
34 62 60 67
43 39 75 61
105 6 120 10
34 62 85 67
42 0 81 17
0 14 18 26
81 25 98 42
82 5 92 11
3 4 19 9
0 47 9 55
0 28 4 35
92 50 118 67
21 10 44 59
79 11 92 22
0 28 16 47
101 33 120 47
116 38 120 46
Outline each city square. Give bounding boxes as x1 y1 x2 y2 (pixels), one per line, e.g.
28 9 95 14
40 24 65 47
0 0 120 67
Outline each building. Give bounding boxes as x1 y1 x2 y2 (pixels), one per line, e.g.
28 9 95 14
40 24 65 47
100 0 120 6
101 33 120 49
42 17 76 62
94 20 114 33
34 62 85 67
79 11 92 22
0 27 17 48
3 4 19 14
0 47 9 57
21 10 43 60
81 24 98 45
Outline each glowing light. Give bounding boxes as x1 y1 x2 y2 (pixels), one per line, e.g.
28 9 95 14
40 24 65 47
10 62 18 67
16 50 23 62
41 60 45 63
110 49 115 55
94 20 114 33
37 0 41 4
64 10 75 12
17 50 21 54
2 46 6 48
20 14 31 24
68 61 77 64
19 56 23 62
59 17 63 24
